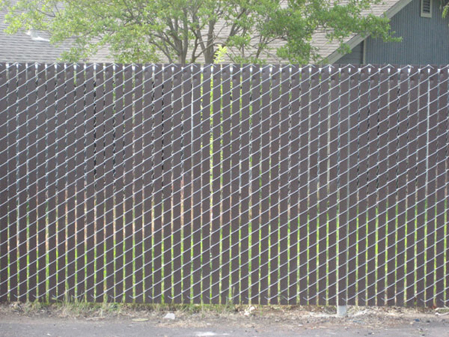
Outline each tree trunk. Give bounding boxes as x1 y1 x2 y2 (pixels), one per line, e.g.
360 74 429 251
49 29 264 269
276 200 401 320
204 53 214 64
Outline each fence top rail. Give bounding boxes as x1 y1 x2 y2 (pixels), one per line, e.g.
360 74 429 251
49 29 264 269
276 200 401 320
1 62 449 72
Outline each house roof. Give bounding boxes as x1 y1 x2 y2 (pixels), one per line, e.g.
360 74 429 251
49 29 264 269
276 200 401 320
0 0 408 64
0 9 68 63
0 7 111 63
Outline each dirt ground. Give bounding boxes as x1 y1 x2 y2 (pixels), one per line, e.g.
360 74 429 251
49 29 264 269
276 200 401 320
1 302 449 337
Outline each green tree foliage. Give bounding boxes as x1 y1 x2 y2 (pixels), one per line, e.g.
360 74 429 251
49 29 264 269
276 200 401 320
442 0 449 18
267 0 398 63
1 0 396 64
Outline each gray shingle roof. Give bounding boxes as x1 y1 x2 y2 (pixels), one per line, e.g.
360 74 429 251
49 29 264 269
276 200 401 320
0 8 111 63
0 10 69 63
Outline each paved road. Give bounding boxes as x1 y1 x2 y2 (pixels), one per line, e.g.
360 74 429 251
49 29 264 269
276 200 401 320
1 313 448 337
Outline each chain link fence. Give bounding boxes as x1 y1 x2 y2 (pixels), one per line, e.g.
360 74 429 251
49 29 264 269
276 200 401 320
0 63 448 306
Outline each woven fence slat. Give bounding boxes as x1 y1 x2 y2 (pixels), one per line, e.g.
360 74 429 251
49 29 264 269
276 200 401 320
288 65 300 305
298 66 310 305
64 64 76 302
74 65 86 301
161 65 173 303
337 66 350 306
231 64 241 304
0 63 8 302
55 64 67 301
327 66 340 306
25 64 38 302
376 66 390 306
386 67 399 306
405 66 419 307
94 64 105 302
425 68 439 308
416 67 429 307
269 65 280 305
181 65 192 304
220 65 231 305
366 66 379 307
250 65 261 304
46 65 58 301
356 66 369 307
36 64 47 301
191 65 202 304
112 64 124 301
317 67 330 306
151 65 163 303
104 64 116 302
6 64 18 302
171 65 183 304
279 65 291 305
347 67 360 306
201 64 212 304
134 65 145 303
123 64 135 303
259 65 271 305
240 64 251 305
307 66 320 306
395 67 409 307
17 63 29 302
211 64 222 304
435 66 448 307
143 65 154 303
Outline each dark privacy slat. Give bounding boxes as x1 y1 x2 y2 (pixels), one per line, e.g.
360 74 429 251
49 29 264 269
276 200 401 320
201 65 211 304
26 64 38 302
298 66 310 305
240 64 251 305
124 64 135 303
211 65 222 304
230 65 241 304
103 64 116 302
347 67 359 306
337 67 350 307
36 64 48 300
65 64 76 302
191 65 202 304
435 66 448 307
0 64 8 302
171 66 183 304
112 64 124 301
6 64 18 302
17 63 28 302
357 67 370 307
181 65 192 304
395 67 409 307
425 68 439 308
75 65 86 301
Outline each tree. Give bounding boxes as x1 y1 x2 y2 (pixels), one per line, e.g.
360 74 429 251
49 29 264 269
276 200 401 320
0 0 396 64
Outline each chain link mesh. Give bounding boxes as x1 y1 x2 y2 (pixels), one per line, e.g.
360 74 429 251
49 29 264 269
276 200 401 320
0 63 448 306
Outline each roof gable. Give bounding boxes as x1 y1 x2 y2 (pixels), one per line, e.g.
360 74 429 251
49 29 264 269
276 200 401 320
317 0 412 63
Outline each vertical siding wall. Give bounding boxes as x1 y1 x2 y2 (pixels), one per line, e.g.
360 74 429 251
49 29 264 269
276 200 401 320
337 42 364 64
366 0 449 64
339 0 449 65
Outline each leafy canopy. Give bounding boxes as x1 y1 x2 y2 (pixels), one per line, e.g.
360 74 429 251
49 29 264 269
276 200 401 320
0 0 397 64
